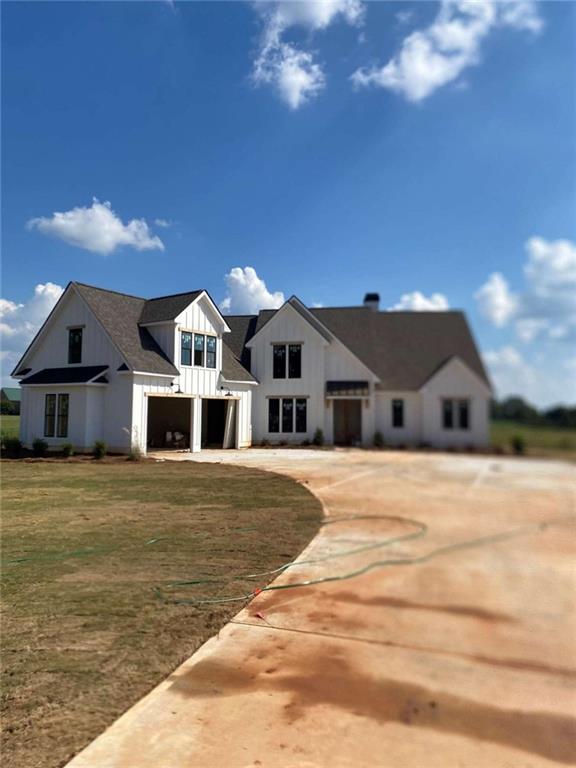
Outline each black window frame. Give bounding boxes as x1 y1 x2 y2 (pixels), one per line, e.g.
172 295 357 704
442 399 454 429
206 336 217 369
181 331 192 366
295 398 307 433
273 344 287 379
68 327 83 364
288 344 302 379
282 398 294 433
194 334 205 367
268 398 280 433
392 398 404 429
57 394 69 438
458 399 470 430
44 394 56 437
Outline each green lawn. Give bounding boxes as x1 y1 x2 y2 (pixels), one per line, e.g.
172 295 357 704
1 460 322 768
0 413 20 438
491 420 576 460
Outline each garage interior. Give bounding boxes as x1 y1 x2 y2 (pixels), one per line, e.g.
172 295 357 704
201 398 236 449
147 397 191 450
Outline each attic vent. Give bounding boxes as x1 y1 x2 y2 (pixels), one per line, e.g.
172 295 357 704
363 293 380 312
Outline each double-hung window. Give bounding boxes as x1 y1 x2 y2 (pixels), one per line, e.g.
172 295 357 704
268 397 307 433
44 394 69 438
194 334 205 366
181 332 192 366
392 399 404 428
68 328 82 364
442 398 470 430
272 344 302 379
206 336 217 368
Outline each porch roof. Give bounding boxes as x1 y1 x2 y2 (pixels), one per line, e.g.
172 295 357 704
20 366 109 385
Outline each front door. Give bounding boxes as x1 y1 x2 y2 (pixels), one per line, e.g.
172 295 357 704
333 399 362 446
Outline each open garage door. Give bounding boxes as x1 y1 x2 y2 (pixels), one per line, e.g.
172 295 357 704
201 398 237 449
147 397 191 450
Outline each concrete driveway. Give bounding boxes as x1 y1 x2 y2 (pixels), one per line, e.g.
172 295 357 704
68 449 576 768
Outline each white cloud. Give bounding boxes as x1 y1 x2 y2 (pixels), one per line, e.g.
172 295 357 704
252 0 364 109
396 10 415 26
476 237 576 343
154 218 172 228
0 282 64 384
474 272 517 327
27 199 165 256
219 267 285 314
389 291 449 311
483 345 576 406
351 0 542 102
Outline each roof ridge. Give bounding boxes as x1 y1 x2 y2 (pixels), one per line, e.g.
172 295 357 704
145 289 204 302
73 282 145 301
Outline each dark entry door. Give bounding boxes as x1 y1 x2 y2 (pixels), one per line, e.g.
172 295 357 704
333 400 362 445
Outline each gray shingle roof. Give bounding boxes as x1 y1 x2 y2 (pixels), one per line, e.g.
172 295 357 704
225 305 490 392
74 283 179 376
21 365 108 385
139 291 203 324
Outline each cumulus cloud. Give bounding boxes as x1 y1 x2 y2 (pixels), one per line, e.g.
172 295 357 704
483 345 576 406
27 199 165 256
351 0 542 102
252 0 364 109
0 282 64 383
476 237 576 343
219 267 285 314
389 291 449 311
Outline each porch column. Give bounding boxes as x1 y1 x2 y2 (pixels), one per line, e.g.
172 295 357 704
191 397 202 453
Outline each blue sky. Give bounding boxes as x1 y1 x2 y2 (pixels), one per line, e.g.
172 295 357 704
2 1 575 405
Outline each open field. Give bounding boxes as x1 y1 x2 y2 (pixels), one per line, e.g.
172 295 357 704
491 420 576 460
1 460 322 768
1 414 20 438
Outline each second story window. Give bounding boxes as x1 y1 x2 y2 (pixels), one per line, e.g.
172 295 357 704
194 334 205 366
68 328 82 364
206 336 217 369
273 343 302 379
181 332 192 366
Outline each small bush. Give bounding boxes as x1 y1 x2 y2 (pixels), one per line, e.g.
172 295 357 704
510 434 526 455
32 438 49 457
92 440 107 460
312 428 324 447
62 442 74 458
1 401 16 415
373 431 384 449
2 436 22 458
127 445 143 462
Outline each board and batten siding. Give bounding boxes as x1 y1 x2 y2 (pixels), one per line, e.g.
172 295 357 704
172 296 224 396
375 391 422 445
420 357 491 447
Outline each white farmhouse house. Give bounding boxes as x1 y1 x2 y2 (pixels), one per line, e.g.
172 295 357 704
13 282 492 453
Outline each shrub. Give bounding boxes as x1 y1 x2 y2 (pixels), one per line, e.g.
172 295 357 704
312 428 324 447
2 436 22 458
373 431 384 449
62 442 74 458
92 440 107 460
1 401 16 415
32 438 49 457
510 435 526 456
127 445 143 462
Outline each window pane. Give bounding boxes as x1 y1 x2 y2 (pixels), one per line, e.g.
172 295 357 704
295 398 307 432
282 398 294 432
392 399 404 428
44 394 56 437
268 398 280 433
181 332 192 366
458 399 470 430
273 345 286 378
57 394 69 438
194 334 205 366
442 399 454 429
206 337 217 369
68 328 82 364
288 345 302 378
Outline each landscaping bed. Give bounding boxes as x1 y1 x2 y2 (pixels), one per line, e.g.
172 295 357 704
1 461 322 768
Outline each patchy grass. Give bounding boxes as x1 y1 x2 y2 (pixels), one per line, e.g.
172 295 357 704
1 414 20 438
491 420 576 461
1 460 322 768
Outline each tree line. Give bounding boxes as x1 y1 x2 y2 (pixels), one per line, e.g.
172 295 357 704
491 397 576 429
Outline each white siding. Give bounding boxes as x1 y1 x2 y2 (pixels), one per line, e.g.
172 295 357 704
420 357 490 447
172 295 224 396
375 392 422 446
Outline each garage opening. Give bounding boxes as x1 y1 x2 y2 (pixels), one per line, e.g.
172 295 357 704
147 397 191 450
201 398 237 449
333 399 362 446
